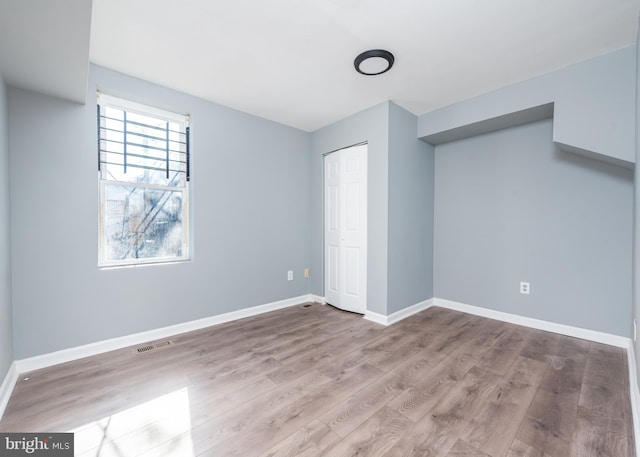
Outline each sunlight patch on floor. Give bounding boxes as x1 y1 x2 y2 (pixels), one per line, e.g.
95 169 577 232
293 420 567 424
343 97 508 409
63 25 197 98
70 387 195 457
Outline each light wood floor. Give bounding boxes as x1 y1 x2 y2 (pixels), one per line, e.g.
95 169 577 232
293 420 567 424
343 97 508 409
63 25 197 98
0 303 635 457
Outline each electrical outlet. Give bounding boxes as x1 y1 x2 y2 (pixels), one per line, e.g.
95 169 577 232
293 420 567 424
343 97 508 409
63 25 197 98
304 268 309 278
287 270 293 281
520 282 530 295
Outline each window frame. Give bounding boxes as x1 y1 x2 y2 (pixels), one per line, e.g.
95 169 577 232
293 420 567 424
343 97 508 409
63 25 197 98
97 94 191 268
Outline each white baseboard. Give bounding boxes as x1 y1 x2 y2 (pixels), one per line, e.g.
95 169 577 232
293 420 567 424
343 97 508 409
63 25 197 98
0 362 18 420
363 310 387 325
364 299 434 326
362 296 629 347
387 299 435 325
14 294 314 374
626 342 640 457
434 298 629 348
310 295 326 304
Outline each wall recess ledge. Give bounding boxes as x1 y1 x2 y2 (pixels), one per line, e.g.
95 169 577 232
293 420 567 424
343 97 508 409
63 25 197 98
420 103 554 145
417 46 636 167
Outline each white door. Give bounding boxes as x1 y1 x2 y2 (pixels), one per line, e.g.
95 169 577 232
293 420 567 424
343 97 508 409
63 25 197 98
324 143 367 314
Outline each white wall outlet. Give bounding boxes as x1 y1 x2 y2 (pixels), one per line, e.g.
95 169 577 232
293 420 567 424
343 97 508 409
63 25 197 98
304 268 309 278
287 270 293 281
520 282 530 295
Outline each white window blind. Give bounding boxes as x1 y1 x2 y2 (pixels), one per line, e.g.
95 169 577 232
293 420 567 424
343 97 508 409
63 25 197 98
98 94 190 185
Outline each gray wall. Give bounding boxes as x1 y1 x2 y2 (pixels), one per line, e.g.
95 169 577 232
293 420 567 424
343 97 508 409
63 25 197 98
387 102 434 314
0 75 13 379
310 102 389 315
9 65 311 359
419 46 636 166
434 119 633 336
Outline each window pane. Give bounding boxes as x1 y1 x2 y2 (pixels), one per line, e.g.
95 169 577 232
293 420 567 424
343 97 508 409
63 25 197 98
98 96 190 267
102 184 184 262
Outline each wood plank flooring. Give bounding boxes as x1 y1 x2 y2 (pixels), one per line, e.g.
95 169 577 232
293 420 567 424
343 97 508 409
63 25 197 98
0 304 635 457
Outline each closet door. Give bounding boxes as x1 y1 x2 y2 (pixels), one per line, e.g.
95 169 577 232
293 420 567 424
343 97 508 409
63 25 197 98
324 143 367 314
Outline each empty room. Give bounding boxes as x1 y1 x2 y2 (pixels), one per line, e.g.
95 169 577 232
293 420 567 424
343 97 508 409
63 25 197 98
1 1 640 456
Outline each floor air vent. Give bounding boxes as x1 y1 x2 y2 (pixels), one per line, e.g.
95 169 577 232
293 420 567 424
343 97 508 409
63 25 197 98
134 340 173 354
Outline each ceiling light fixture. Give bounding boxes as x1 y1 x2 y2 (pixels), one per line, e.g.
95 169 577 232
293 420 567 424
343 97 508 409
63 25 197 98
354 49 395 76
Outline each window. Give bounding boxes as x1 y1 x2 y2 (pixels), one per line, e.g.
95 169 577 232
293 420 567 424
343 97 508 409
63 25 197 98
97 94 190 267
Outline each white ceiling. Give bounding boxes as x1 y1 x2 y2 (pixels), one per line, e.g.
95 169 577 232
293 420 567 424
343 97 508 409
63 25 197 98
1 1 639 132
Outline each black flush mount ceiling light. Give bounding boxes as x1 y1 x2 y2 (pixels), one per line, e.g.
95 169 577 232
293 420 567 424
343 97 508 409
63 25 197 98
354 49 395 75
